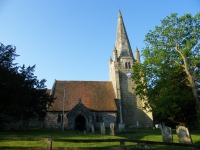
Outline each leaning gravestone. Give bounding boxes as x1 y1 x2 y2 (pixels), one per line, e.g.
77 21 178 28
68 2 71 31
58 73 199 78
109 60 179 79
176 126 192 144
110 123 115 136
160 125 173 143
91 124 95 133
100 122 106 135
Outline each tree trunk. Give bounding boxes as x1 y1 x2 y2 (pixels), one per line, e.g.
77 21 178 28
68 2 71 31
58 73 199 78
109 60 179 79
176 43 200 109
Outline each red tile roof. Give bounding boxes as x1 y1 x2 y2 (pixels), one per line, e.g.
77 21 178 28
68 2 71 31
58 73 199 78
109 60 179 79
48 80 117 112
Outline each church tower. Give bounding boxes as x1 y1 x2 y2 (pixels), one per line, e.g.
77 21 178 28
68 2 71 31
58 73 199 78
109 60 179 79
109 10 153 128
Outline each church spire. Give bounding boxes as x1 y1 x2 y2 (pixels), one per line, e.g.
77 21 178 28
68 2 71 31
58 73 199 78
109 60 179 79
115 10 134 60
135 47 140 62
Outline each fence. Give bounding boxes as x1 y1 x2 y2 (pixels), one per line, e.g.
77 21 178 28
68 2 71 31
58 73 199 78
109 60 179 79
0 138 200 150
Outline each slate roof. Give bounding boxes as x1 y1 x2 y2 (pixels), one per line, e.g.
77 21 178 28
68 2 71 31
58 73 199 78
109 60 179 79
48 80 117 112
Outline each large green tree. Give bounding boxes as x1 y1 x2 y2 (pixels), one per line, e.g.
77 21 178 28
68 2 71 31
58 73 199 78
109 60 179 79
0 43 54 128
132 13 200 127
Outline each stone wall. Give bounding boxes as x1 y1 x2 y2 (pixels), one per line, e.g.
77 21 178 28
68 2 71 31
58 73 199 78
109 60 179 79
4 117 44 130
93 112 117 129
109 54 153 128
44 112 67 129
118 64 153 127
45 111 117 130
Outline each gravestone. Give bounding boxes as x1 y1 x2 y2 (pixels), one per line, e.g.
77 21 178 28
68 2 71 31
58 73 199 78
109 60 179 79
176 126 192 144
91 124 95 133
118 123 125 132
160 125 173 142
110 123 115 136
100 122 106 135
136 121 139 128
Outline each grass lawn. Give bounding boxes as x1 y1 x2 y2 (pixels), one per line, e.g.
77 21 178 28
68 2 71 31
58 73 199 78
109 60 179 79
0 128 199 149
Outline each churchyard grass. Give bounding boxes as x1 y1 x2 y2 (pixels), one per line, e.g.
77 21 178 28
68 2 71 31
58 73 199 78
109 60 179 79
0 128 199 149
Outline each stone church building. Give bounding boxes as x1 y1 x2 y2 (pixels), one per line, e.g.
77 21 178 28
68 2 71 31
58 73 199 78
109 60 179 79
45 11 153 131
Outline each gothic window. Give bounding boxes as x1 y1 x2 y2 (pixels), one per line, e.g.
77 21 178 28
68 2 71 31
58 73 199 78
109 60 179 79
100 115 103 122
125 62 131 69
128 62 131 69
96 113 103 122
92 115 94 122
125 62 128 69
58 114 63 123
96 114 99 122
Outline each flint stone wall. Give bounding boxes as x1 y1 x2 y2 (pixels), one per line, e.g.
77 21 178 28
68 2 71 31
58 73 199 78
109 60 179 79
45 111 116 130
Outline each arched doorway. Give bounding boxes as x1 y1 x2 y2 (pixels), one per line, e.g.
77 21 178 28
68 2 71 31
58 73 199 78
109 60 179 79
74 115 86 131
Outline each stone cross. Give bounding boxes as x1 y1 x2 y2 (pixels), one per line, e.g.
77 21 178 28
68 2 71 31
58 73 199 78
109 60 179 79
176 126 192 144
100 122 106 135
110 123 115 136
160 125 173 143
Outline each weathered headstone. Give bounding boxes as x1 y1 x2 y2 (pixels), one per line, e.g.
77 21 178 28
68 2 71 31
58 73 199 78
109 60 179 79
110 123 115 135
100 122 106 135
176 126 192 144
118 123 125 132
136 121 139 128
91 124 95 133
88 116 93 131
160 125 173 143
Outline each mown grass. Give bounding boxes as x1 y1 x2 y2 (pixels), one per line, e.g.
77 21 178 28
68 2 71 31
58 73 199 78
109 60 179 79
0 128 199 150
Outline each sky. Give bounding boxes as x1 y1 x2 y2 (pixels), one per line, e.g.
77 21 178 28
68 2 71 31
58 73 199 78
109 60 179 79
0 0 199 89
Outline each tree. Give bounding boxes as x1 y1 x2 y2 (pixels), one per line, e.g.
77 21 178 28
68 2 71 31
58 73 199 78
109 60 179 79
132 13 200 127
0 43 55 128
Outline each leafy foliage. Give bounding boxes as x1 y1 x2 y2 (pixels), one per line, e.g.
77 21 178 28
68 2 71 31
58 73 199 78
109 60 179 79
0 43 54 127
132 13 200 127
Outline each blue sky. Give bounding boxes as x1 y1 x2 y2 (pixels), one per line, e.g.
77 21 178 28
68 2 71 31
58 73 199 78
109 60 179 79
0 0 199 89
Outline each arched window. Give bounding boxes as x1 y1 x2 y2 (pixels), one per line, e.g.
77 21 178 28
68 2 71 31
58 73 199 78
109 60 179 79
125 62 128 69
58 114 63 123
96 113 103 122
128 62 131 69
96 114 100 122
125 62 131 69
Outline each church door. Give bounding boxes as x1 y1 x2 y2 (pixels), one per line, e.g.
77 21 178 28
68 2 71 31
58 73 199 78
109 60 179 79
74 115 86 131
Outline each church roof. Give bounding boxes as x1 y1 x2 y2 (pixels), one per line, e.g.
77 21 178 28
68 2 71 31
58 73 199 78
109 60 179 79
48 80 117 112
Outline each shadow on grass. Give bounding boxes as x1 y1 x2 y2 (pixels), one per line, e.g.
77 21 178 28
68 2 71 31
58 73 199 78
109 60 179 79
115 128 162 141
0 128 199 150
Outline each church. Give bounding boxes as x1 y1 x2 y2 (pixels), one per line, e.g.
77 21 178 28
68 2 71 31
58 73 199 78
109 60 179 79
45 11 153 131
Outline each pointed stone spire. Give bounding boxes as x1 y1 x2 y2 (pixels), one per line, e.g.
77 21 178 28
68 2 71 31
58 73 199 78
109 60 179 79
135 47 140 62
109 56 113 62
113 46 118 61
115 10 134 60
